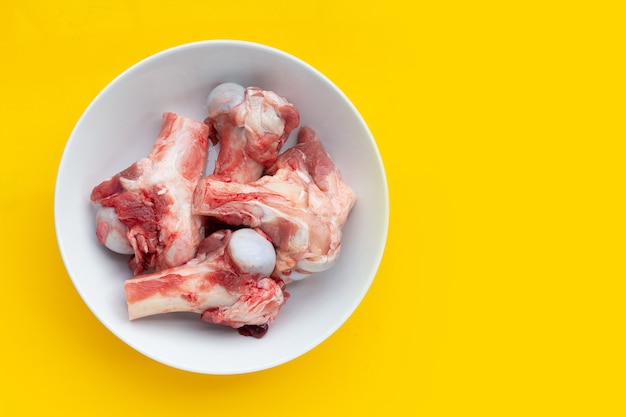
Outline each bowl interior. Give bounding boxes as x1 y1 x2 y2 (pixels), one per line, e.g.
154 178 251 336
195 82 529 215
55 40 388 374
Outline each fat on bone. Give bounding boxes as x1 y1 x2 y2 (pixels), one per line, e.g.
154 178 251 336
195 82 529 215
191 127 356 282
90 112 210 275
124 229 286 331
204 82 300 183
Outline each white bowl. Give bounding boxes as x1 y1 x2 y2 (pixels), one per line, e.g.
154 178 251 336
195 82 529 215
54 40 388 374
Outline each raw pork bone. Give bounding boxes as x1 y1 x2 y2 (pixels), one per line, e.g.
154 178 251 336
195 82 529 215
91 112 210 275
205 82 300 183
192 127 357 282
124 229 288 336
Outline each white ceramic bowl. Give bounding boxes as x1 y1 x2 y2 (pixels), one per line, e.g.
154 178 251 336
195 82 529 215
55 40 388 374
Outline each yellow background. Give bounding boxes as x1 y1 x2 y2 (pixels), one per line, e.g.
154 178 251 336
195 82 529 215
2 1 624 415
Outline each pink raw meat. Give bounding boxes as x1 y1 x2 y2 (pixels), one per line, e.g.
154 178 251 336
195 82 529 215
91 112 210 275
205 83 299 183
124 229 288 336
192 127 357 282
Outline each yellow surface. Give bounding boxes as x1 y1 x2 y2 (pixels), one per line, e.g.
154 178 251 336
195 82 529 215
2 1 624 415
